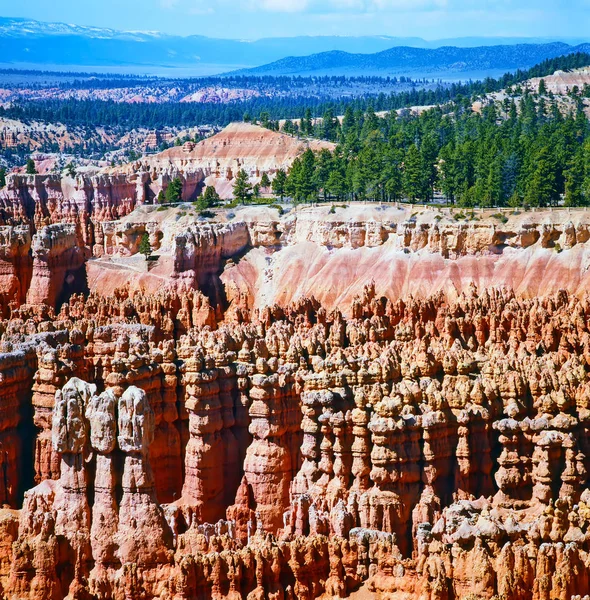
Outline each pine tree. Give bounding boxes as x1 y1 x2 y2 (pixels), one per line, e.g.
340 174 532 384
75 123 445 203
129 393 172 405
233 169 253 204
501 153 519 202
288 149 317 202
26 158 37 175
524 147 558 207
564 149 586 206
583 141 590 202
260 172 271 189
326 169 347 200
0 167 5 189
403 144 427 203
484 157 504 207
65 162 76 178
204 185 220 205
165 177 183 203
196 185 220 210
282 120 295 135
360 103 379 140
384 163 402 201
420 134 439 201
314 149 333 200
439 143 457 203
272 169 287 201
341 106 356 139
138 232 152 257
302 109 313 136
538 79 547 95
322 108 338 141
351 163 367 200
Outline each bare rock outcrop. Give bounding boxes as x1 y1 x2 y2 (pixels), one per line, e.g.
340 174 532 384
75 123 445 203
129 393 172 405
0 226 32 315
26 224 87 309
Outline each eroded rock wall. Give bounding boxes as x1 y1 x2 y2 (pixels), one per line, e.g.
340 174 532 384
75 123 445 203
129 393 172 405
0 226 31 316
3 284 590 598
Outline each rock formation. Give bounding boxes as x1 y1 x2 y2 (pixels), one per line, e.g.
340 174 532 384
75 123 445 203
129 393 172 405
1 280 590 598
4 150 590 597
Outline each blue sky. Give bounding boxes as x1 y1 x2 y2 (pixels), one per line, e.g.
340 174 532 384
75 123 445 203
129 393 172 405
2 0 588 40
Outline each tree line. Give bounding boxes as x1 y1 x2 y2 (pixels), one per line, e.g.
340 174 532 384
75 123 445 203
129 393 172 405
257 91 590 208
3 52 589 131
60 73 425 91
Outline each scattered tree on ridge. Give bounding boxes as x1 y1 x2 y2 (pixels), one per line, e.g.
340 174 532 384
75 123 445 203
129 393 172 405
272 169 287 201
26 158 37 175
233 169 253 204
165 177 183 203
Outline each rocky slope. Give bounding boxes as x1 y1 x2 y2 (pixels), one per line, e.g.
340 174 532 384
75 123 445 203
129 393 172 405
84 204 590 314
0 117 211 156
528 67 590 94
2 200 590 316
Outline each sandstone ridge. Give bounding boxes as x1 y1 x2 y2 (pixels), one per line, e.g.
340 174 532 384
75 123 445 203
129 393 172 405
56 204 590 315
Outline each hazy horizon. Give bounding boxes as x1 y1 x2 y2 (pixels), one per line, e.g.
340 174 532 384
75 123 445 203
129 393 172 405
3 1 588 41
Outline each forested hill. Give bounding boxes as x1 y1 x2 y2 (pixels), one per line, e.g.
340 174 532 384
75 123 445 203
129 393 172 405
231 43 590 78
5 52 590 130
267 93 590 209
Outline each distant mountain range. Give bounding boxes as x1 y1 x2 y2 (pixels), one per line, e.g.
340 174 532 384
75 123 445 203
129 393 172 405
230 43 590 80
1 16 589 77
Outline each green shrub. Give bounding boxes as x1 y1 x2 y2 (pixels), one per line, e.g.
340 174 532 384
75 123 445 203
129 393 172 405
251 197 279 206
491 212 509 223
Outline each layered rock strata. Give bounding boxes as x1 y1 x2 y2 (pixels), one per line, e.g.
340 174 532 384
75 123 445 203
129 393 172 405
4 203 590 317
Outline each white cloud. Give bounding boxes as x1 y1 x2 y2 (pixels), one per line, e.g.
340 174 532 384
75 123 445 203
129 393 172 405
257 0 311 12
167 0 577 16
256 0 449 12
368 0 447 8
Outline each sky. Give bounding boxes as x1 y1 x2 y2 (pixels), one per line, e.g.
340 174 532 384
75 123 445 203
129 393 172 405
1 0 589 40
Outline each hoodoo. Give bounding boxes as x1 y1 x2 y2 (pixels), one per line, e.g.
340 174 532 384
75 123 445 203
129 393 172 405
1 33 590 596
1 197 590 598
